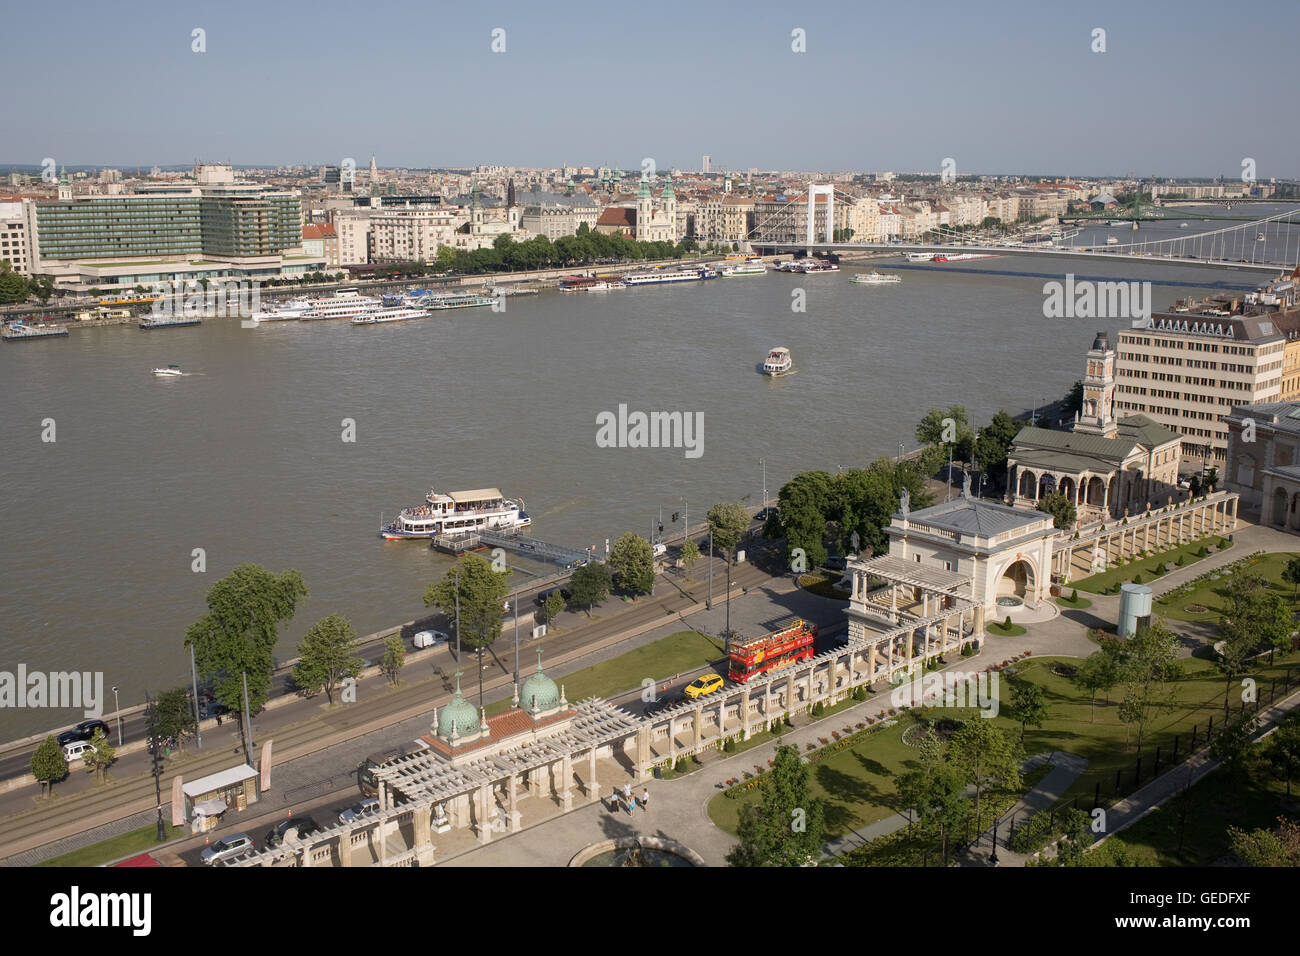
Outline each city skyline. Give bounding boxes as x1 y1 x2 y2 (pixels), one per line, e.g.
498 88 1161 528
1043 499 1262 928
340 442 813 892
10 0 1300 177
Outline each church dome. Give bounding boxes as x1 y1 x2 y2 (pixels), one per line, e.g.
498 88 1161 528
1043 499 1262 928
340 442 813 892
519 650 560 716
1092 331 1109 351
437 674 479 739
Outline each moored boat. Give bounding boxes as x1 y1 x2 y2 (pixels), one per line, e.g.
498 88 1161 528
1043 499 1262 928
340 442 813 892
350 306 428 325
298 288 381 321
852 272 901 285
380 487 531 539
621 267 718 285
3 320 69 340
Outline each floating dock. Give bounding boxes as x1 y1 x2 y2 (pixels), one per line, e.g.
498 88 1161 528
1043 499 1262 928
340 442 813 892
432 529 595 569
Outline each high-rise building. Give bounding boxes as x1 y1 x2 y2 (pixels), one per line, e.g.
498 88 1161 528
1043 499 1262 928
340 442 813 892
702 154 711 173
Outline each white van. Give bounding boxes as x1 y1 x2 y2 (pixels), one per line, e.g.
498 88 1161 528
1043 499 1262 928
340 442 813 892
412 629 448 649
64 740 96 762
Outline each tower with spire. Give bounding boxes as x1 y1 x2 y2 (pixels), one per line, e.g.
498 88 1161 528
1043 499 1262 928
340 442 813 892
1074 330 1119 438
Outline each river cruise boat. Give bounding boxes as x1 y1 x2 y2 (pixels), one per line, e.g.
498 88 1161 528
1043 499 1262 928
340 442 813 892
1108 219 1129 226
248 298 311 323
621 267 718 285
720 258 767 277
796 259 838 273
3 320 69 340
772 260 803 272
421 292 496 310
906 252 935 262
139 315 201 329
350 306 428 325
852 272 901 285
380 487 531 540
298 288 381 321
559 276 621 292
761 347 793 376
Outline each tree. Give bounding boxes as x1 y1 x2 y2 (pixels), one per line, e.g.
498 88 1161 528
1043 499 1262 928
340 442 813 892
679 538 700 571
1284 557 1300 599
1228 817 1300 866
543 590 567 624
1074 649 1120 719
706 501 750 563
1063 380 1084 419
568 561 612 614
607 532 655 595
423 552 511 654
727 742 826 866
1266 716 1300 797
1054 807 1093 866
1204 467 1219 492
380 635 405 686
948 719 1022 834
915 405 974 462
1036 491 1077 530
83 727 115 784
1116 618 1181 752
293 614 364 705
974 411 1024 491
1210 714 1259 779
896 745 967 864
1006 678 1048 742
1189 473 1203 497
153 688 198 753
774 471 834 569
1218 574 1291 709
0 260 29 304
31 736 67 797
185 564 307 752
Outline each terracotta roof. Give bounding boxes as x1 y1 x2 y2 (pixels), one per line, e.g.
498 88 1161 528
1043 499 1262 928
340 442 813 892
596 207 636 228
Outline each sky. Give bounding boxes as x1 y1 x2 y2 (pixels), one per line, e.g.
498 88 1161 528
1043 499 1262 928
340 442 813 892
10 0 1300 178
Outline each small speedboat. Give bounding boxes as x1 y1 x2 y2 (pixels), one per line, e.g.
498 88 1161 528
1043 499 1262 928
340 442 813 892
153 364 183 376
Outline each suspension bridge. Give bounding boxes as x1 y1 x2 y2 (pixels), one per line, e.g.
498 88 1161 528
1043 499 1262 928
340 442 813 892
745 186 1300 274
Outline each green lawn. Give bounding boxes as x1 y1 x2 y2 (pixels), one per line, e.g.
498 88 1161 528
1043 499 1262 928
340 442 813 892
986 621 1027 637
37 822 185 867
1072 538 1226 594
1089 751 1297 866
486 629 726 716
1154 551 1300 623
1054 594 1093 610
709 716 923 838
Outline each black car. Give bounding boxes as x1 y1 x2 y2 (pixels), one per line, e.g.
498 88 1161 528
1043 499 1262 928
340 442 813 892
534 586 572 608
56 719 110 748
824 555 848 572
265 816 319 849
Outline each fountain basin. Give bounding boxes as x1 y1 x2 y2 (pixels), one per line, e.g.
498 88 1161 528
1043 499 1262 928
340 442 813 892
569 837 705 867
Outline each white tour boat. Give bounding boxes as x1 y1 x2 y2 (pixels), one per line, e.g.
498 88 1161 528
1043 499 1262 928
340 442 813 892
350 306 428 325
380 487 531 540
761 347 793 377
299 288 381 321
248 298 311 323
152 364 183 376
906 252 935 262
621 267 718 285
852 272 902 285
796 259 839 273
720 258 767 277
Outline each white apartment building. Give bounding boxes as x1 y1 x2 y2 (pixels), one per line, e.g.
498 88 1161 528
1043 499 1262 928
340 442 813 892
0 201 31 275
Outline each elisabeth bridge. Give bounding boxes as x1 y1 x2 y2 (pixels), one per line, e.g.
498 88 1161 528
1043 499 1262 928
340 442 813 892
747 186 1300 274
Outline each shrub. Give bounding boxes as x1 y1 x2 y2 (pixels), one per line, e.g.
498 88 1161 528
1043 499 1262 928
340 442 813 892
1003 615 1012 629
1069 588 1078 602
1132 574 1143 584
723 737 736 753
1176 555 1185 567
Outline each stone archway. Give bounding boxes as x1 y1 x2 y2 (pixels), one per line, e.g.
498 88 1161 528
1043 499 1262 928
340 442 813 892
1058 476 1076 503
1108 475 1121 514
997 559 1035 599
1087 476 1107 507
1274 487 1289 527
1290 493 1300 532
1018 469 1038 499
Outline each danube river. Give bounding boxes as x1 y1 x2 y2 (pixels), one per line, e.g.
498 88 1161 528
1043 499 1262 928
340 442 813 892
0 230 1276 735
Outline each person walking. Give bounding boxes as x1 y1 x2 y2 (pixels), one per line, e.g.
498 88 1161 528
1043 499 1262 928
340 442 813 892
640 787 649 812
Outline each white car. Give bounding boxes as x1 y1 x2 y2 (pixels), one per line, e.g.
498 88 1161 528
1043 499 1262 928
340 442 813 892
63 740 97 762
412 629 448 649
338 797 380 825
200 833 253 865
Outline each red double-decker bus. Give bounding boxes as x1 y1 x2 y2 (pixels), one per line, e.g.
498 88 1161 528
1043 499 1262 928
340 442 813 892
728 618 818 683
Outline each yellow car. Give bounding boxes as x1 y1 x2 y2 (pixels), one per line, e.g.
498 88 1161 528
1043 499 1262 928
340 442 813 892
683 673 725 699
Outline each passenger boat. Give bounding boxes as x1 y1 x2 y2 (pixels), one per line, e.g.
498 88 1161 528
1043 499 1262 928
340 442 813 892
761 347 793 377
1106 236 1120 245
621 267 718 285
298 288 381 321
351 306 429 325
248 298 311 323
421 292 496 310
1108 219 1129 226
380 487 531 540
795 259 838 273
152 364 183 376
720 258 767 277
852 272 901 285
906 252 935 262
3 320 69 340
772 260 804 272
139 315 201 329
559 276 620 292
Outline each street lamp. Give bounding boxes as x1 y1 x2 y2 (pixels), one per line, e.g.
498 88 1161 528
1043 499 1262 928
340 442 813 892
680 496 688 544
112 685 122 747
897 442 904 463
990 815 1001 864
759 458 767 513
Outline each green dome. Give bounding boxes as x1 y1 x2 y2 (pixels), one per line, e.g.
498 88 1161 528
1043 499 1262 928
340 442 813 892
519 650 559 716
438 674 479 738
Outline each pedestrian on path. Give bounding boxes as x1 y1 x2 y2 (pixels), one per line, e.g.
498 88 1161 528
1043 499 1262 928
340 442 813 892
609 787 620 813
640 787 649 813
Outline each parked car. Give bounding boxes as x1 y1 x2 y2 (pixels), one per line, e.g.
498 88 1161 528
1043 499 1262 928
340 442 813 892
412 629 448 649
338 797 380 825
265 816 319 849
824 555 848 572
63 740 98 762
201 699 231 720
534 586 571 608
755 507 778 521
683 673 725 700
200 833 254 865
56 719 110 748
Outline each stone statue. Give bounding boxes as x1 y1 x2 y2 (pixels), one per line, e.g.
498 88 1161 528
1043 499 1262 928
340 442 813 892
962 471 973 499
899 486 910 518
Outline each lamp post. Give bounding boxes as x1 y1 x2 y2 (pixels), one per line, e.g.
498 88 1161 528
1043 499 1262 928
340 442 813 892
990 815 1001 864
680 497 688 545
512 586 519 692
111 685 122 747
189 643 202 750
454 568 461 662
145 693 165 842
707 528 714 610
897 442 904 463
759 458 767 513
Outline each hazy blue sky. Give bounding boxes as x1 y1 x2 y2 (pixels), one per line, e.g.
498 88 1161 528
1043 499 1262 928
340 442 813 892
12 0 1299 177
